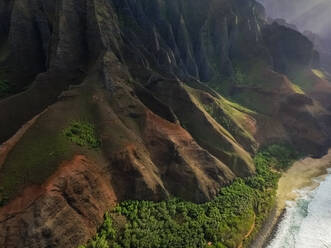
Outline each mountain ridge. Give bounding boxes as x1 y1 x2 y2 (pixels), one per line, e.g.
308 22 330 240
1 0 331 247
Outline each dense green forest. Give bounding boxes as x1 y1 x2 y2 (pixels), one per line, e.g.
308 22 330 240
79 144 299 248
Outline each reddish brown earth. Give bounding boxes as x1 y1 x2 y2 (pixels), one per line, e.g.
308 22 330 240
232 68 331 156
143 110 235 201
0 155 117 248
1 0 331 247
308 71 331 110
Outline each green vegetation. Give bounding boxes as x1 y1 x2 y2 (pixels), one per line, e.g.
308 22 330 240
0 78 100 204
0 187 8 207
182 83 256 148
0 127 71 203
289 68 330 92
202 99 255 145
218 96 257 116
204 103 233 131
64 121 101 149
288 69 314 92
232 62 267 89
0 79 10 97
312 69 326 80
0 119 99 205
290 82 305 94
206 75 272 115
206 75 234 97
79 144 299 248
230 90 273 115
203 102 250 143
257 144 301 171
234 67 248 86
78 213 117 248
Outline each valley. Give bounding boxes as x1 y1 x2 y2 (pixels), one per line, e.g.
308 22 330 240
0 0 331 247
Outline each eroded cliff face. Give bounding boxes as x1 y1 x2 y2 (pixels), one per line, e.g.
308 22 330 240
1 0 331 247
259 0 331 39
258 0 331 74
0 156 117 248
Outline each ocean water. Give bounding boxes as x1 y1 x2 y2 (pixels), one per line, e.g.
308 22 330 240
267 169 331 248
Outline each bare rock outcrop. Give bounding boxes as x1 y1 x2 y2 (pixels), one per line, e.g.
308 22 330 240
1 0 331 247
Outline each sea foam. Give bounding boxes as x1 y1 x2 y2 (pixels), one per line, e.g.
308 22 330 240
267 169 331 248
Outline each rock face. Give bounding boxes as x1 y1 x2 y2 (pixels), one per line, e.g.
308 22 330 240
0 156 117 248
1 0 331 247
111 0 265 80
259 0 331 39
262 23 315 75
259 0 331 73
304 31 331 73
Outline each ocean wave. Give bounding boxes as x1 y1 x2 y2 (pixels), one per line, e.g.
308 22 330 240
267 172 331 248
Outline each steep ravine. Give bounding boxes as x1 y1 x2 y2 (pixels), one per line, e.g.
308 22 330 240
1 0 331 247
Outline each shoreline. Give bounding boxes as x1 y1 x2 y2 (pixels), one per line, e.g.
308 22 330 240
249 148 331 248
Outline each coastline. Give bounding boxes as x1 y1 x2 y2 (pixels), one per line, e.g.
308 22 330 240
249 148 331 248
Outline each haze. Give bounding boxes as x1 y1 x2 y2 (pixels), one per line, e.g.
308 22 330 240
259 0 331 39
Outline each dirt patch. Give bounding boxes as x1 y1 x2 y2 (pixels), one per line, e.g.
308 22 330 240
0 155 117 248
0 155 116 219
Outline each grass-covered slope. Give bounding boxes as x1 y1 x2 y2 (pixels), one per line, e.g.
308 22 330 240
146 79 256 177
80 144 299 248
0 85 101 203
1 0 331 247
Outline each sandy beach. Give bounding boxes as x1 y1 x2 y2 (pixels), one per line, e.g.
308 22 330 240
250 148 331 248
277 150 331 210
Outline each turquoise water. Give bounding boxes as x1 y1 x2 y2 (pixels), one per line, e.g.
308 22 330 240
267 169 331 248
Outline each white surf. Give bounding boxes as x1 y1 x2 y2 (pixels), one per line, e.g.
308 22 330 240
267 169 331 248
